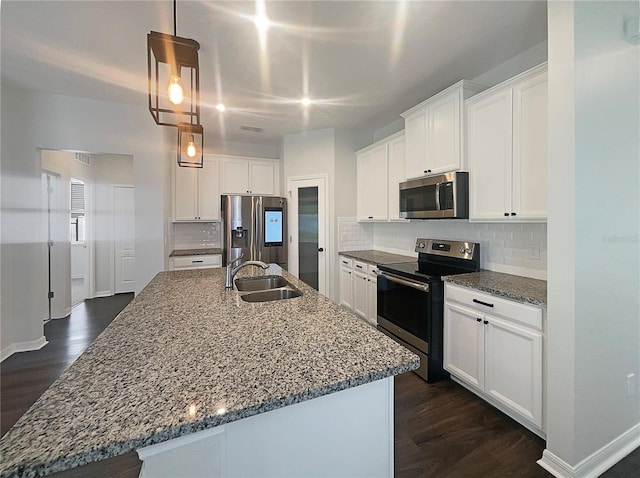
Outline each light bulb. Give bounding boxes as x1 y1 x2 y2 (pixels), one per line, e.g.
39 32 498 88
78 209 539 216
168 75 184 105
186 134 197 158
300 97 312 106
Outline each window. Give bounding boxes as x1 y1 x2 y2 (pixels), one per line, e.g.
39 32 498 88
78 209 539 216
70 179 85 242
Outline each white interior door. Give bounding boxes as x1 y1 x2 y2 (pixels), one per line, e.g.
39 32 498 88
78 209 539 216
114 186 135 293
42 169 71 319
288 177 327 295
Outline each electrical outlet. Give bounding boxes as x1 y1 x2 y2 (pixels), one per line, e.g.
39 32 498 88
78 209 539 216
627 373 636 398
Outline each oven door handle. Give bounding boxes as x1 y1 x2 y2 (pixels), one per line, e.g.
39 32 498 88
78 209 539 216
379 272 430 292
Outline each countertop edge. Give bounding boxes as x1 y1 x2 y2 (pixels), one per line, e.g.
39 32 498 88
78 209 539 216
443 272 547 307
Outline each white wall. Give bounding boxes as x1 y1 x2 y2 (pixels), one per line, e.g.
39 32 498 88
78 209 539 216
282 128 372 301
543 1 640 473
1 83 165 353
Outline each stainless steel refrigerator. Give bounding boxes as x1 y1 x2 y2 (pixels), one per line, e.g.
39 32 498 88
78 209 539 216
221 195 287 270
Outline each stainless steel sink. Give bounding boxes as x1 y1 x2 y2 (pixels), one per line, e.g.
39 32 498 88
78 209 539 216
240 289 303 302
234 275 291 292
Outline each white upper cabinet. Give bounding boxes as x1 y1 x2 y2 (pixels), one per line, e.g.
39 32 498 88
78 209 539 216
173 155 220 221
386 134 406 221
356 131 405 222
467 64 548 222
220 156 279 196
402 80 485 180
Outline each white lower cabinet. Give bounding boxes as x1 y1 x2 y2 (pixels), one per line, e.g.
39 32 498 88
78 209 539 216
169 254 222 271
444 283 543 434
339 257 353 310
339 257 378 327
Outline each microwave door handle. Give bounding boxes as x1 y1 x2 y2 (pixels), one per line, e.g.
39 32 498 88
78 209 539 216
435 182 441 211
379 272 430 292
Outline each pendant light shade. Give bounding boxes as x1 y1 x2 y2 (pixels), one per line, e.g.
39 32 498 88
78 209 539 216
147 31 201 127
177 123 204 168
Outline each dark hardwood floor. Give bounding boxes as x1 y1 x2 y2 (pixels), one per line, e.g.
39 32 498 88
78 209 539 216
1 294 638 477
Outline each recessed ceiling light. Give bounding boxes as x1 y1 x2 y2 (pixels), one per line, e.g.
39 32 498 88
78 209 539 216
216 103 226 112
300 97 312 106
254 0 270 33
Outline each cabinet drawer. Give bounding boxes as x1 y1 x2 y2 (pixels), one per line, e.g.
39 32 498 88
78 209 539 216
353 261 368 273
445 283 542 331
171 255 222 270
339 257 353 268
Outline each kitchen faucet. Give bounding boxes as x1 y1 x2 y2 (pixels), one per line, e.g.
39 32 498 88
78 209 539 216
225 254 269 289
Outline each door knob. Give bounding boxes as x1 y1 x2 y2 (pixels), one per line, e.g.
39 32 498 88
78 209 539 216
318 248 324 252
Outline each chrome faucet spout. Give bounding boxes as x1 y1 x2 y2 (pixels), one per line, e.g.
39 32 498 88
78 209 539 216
225 259 270 289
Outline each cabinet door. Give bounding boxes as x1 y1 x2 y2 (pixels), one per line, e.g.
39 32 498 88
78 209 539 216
444 302 484 389
371 145 388 221
404 110 428 180
198 156 220 220
484 315 543 428
249 161 276 196
174 163 198 220
512 72 548 220
428 91 461 174
468 90 513 220
339 265 353 309
356 151 373 220
221 159 250 194
352 270 369 319
366 272 378 326
387 136 406 221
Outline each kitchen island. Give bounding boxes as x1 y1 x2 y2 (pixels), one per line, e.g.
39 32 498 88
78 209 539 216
0 266 418 478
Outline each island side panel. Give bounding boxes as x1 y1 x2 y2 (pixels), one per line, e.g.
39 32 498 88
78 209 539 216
137 377 395 477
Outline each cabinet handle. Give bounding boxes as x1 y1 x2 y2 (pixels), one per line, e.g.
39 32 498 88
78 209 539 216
191 260 204 263
483 320 489 325
356 265 363 269
473 298 494 308
342 260 348 265
368 216 373 219
424 169 431 174
511 212 516 216
476 318 482 322
504 212 509 217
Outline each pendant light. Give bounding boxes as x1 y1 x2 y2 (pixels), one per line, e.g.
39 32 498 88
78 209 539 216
147 0 201 127
177 123 204 168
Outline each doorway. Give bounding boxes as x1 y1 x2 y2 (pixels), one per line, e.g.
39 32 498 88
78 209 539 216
288 176 328 295
40 150 134 319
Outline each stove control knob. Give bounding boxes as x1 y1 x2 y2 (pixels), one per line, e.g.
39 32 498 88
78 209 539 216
459 247 465 253
418 242 425 249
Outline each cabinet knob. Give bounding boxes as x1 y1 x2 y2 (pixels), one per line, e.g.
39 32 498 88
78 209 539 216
511 212 516 216
476 318 482 322
318 248 324 252
504 212 509 217
484 320 489 325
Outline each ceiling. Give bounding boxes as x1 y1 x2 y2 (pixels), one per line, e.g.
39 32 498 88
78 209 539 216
1 1 547 144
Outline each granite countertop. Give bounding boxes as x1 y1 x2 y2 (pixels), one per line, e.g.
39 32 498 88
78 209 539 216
339 250 416 266
443 270 547 306
0 267 418 478
169 248 223 257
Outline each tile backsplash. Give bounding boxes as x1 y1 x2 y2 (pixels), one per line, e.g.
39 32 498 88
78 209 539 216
372 220 547 280
173 222 221 250
338 217 373 251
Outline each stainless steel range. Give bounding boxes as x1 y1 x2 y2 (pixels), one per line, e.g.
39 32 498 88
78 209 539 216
377 238 480 382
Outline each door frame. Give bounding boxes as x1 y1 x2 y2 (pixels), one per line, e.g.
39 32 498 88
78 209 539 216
112 184 135 294
287 175 329 296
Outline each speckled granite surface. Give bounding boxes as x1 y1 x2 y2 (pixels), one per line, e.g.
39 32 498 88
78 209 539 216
0 267 418 478
444 270 547 306
169 248 223 257
339 250 416 265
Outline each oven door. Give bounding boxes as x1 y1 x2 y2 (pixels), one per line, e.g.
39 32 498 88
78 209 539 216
376 271 430 352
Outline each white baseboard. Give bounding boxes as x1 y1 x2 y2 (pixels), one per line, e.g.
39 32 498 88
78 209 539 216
1 336 48 362
94 290 114 298
538 422 640 477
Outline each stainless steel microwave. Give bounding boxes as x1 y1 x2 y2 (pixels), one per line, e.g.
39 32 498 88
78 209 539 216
399 172 469 219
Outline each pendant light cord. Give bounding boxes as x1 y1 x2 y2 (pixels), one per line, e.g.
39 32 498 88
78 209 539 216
173 0 177 36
